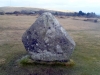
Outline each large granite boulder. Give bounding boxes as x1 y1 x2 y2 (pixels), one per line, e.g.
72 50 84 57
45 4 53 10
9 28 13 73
22 12 75 62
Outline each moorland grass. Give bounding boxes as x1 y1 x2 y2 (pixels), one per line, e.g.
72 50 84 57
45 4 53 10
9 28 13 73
0 15 100 75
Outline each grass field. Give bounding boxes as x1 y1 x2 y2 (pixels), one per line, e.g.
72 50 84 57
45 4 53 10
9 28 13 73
0 15 100 75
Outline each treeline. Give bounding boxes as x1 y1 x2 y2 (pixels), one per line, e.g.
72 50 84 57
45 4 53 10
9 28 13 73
0 10 99 18
54 11 98 18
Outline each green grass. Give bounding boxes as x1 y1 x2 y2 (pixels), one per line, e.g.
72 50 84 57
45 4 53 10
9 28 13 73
0 15 100 75
71 32 100 75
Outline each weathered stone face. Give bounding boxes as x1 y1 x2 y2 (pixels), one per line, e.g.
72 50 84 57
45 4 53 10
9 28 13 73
22 12 75 62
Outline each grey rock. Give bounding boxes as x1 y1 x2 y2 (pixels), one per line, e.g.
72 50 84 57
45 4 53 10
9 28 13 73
22 12 75 62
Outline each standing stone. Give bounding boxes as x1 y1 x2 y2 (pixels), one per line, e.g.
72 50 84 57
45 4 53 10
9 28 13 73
22 12 75 62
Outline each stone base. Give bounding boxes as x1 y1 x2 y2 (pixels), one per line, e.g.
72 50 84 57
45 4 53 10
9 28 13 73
18 55 75 67
29 51 70 62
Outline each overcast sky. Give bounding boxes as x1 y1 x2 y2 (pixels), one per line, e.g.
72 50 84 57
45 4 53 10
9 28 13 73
0 0 100 14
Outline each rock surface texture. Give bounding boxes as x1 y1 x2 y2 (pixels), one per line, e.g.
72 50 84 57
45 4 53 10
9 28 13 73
22 12 75 62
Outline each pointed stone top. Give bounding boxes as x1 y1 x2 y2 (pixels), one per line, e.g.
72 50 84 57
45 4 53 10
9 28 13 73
42 12 52 15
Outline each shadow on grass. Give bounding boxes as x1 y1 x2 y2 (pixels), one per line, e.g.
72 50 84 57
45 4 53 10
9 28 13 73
2 54 76 75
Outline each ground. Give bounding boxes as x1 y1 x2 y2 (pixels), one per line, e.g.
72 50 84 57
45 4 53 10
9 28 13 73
0 15 100 75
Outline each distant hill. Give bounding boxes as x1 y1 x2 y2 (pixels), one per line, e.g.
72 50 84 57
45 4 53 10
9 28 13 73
0 7 42 12
0 7 74 13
